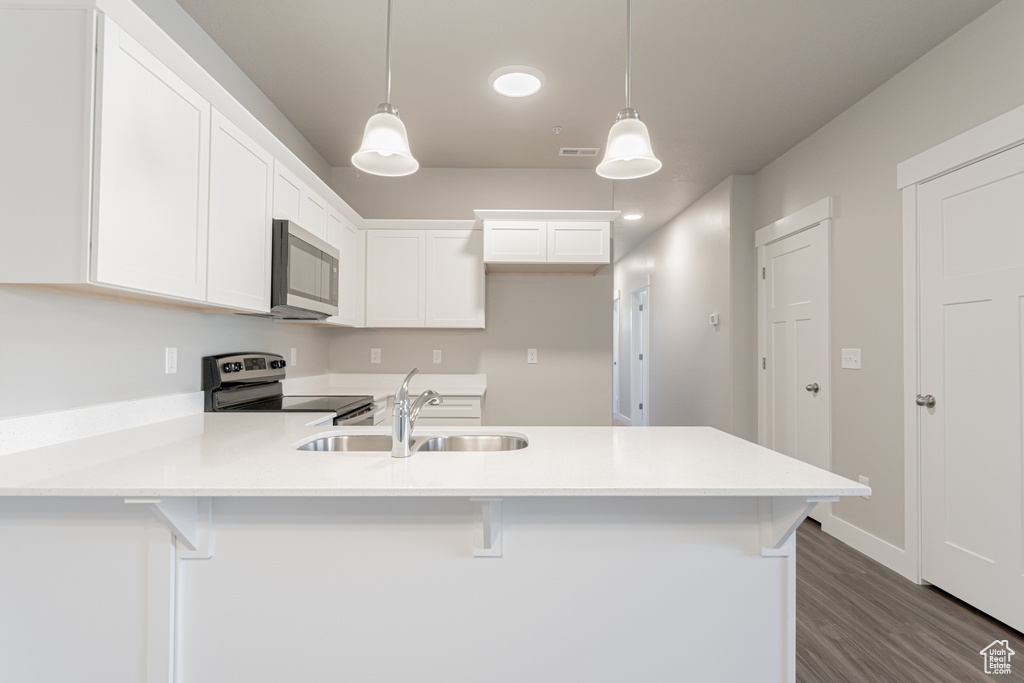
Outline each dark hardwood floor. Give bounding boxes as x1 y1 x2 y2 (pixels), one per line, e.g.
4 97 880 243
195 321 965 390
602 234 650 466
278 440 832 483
796 519 1023 682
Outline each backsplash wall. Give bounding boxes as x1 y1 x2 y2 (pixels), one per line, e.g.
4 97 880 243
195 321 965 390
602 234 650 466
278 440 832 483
329 272 612 426
0 288 330 419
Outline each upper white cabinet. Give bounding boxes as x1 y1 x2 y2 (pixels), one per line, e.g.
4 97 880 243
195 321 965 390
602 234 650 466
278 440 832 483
92 19 211 301
325 208 363 327
482 221 547 263
426 230 486 328
476 211 618 275
273 162 327 240
206 110 273 312
366 230 426 327
364 224 485 329
0 6 365 315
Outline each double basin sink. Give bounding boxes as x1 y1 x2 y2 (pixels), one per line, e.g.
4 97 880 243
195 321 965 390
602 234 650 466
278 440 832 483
297 433 528 453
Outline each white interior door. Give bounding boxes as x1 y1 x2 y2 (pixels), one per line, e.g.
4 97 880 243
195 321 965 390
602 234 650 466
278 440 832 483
761 221 830 521
917 143 1024 631
613 296 620 421
631 286 649 426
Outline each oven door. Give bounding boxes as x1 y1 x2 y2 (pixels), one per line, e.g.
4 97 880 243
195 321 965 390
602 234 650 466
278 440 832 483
334 402 382 426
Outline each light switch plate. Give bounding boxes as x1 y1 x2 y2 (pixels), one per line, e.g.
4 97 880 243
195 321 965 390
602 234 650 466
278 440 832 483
370 348 381 364
527 348 538 364
841 348 862 369
165 347 177 374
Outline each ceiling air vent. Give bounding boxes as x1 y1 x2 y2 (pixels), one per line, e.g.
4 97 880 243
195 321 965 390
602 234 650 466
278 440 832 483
559 147 600 157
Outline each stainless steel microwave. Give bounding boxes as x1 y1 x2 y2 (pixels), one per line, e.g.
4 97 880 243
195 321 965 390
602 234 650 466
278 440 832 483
269 220 339 319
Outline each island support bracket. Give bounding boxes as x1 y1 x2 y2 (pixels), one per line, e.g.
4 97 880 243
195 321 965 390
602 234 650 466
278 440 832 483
759 496 837 557
471 498 502 558
125 496 214 559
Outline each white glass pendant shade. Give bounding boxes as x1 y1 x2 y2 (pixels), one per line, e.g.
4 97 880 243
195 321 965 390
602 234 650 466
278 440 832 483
352 109 419 177
596 115 662 180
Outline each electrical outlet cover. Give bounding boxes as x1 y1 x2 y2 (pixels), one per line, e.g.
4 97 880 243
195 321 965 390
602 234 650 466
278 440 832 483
370 348 381 364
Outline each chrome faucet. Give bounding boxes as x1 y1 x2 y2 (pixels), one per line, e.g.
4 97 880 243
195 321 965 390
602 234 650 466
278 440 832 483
392 368 443 458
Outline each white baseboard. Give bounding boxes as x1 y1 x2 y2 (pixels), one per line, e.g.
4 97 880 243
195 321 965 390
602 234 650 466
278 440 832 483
0 392 204 457
823 513 916 582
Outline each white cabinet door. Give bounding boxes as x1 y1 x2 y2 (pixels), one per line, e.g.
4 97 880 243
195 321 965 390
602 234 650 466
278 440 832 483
206 110 273 312
272 162 327 240
300 191 328 240
326 209 361 326
483 220 546 263
92 18 210 301
426 230 485 328
272 161 302 224
547 221 610 264
365 230 425 327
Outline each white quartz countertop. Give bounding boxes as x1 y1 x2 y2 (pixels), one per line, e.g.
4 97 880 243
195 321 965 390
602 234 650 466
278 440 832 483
0 413 869 498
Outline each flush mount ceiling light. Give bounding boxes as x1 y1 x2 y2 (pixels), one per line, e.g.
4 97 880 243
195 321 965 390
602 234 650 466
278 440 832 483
622 212 644 221
352 0 419 177
596 0 662 180
489 65 545 98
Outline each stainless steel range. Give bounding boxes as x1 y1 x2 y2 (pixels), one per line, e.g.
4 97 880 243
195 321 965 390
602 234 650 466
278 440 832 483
202 352 377 425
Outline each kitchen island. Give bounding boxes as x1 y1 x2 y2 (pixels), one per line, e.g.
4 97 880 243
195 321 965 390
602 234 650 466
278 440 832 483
0 412 867 683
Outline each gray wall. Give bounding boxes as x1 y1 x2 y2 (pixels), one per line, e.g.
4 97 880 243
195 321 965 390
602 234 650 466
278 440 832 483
613 176 756 439
0 288 330 418
329 272 612 426
751 0 1024 549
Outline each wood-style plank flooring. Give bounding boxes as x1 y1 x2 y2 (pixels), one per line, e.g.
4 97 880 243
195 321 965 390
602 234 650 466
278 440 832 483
796 519 1023 682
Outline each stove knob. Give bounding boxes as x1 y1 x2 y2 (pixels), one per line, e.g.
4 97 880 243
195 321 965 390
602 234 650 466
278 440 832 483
278 360 287 369
222 362 234 374
233 362 243 372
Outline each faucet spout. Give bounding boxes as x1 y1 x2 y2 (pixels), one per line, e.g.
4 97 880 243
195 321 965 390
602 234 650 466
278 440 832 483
391 370 442 458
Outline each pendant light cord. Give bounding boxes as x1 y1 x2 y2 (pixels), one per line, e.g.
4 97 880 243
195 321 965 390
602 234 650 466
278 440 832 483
625 0 631 109
385 0 393 104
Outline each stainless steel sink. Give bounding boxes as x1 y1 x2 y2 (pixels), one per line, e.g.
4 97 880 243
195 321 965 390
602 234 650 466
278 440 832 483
414 434 528 452
296 434 392 452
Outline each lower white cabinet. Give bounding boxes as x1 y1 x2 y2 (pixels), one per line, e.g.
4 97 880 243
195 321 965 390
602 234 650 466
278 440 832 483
206 110 273 312
365 228 485 328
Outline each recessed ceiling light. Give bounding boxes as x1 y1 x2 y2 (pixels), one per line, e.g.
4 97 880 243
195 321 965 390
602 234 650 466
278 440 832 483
623 213 644 221
489 65 545 98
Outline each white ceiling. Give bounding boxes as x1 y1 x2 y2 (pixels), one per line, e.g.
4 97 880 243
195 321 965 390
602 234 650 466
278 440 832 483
175 0 997 256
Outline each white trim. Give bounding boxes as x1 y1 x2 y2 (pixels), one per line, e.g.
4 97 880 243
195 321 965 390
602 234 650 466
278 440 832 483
897 102 1024 188
754 197 833 247
473 209 620 222
901 186 923 584
824 513 919 583
0 392 204 456
362 219 477 231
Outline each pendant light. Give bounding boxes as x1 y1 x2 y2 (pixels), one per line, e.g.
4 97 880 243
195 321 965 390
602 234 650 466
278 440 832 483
596 0 662 180
352 0 419 177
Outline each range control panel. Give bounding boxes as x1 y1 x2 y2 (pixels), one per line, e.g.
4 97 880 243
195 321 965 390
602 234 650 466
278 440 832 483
202 352 287 390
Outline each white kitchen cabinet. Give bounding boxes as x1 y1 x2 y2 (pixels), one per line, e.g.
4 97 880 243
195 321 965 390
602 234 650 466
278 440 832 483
481 216 612 274
273 162 327 240
91 18 211 301
425 230 485 328
546 221 611 263
365 230 426 327
206 110 273 312
365 228 485 329
325 208 363 326
481 221 547 263
414 395 483 426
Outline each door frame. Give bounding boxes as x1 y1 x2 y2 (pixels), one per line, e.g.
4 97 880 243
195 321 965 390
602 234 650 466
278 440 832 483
756 198 833 522
631 285 650 426
898 102 1024 586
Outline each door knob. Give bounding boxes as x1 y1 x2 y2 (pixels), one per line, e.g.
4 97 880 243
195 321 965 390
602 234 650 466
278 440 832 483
805 383 819 394
916 394 936 408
